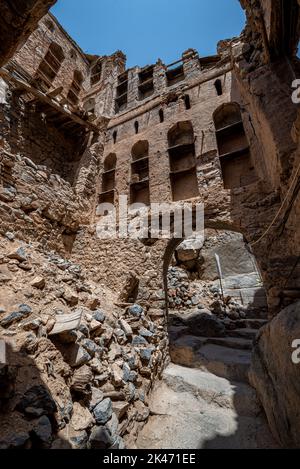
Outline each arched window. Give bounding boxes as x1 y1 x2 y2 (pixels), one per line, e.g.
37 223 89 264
113 130 117 144
35 42 65 91
184 94 191 110
134 121 139 134
214 79 223 96
167 121 199 201
67 70 83 106
90 60 102 86
99 153 117 205
213 103 258 189
159 109 164 123
130 141 150 205
168 121 194 147
132 141 149 161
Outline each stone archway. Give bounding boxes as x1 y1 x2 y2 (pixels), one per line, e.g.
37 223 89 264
157 217 269 375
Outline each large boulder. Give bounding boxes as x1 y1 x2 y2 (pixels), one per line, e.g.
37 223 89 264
170 311 226 338
176 235 204 264
249 301 300 448
184 312 226 337
198 231 256 281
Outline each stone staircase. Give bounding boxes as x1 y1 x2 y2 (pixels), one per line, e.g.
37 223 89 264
136 314 278 449
169 336 252 383
167 314 268 383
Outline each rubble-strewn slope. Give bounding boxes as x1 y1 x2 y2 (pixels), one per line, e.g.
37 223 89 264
0 236 166 449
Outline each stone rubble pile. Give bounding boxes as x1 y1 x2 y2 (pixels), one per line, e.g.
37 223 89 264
0 237 166 449
167 267 202 310
167 266 248 321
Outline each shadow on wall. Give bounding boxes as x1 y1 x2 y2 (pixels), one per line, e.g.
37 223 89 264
0 341 71 449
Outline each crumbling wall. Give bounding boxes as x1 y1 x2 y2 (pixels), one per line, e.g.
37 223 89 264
231 0 300 313
1 91 84 181
0 10 169 449
0 75 100 252
94 41 296 317
12 13 90 101
84 51 126 117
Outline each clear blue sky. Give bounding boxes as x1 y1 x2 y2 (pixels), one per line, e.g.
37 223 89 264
51 0 245 68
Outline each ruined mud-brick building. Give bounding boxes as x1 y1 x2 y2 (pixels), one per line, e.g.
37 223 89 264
0 0 299 450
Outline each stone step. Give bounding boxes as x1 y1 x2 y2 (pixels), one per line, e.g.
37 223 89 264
169 335 252 383
283 289 300 299
195 343 252 383
229 328 258 341
163 364 260 416
207 336 253 351
136 364 278 449
234 318 268 330
241 309 268 319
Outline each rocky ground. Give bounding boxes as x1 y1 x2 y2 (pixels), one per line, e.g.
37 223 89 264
168 229 268 319
168 265 256 319
136 363 278 449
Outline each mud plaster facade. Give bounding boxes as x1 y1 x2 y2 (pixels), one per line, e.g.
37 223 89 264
0 0 299 449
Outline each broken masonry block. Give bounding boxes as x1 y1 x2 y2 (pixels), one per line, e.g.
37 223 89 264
49 310 83 336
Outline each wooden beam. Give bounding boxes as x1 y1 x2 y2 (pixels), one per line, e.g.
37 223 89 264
60 122 78 129
0 67 100 133
47 116 70 125
47 86 64 98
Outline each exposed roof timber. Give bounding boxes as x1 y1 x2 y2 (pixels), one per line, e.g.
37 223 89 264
199 55 221 65
0 67 107 133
